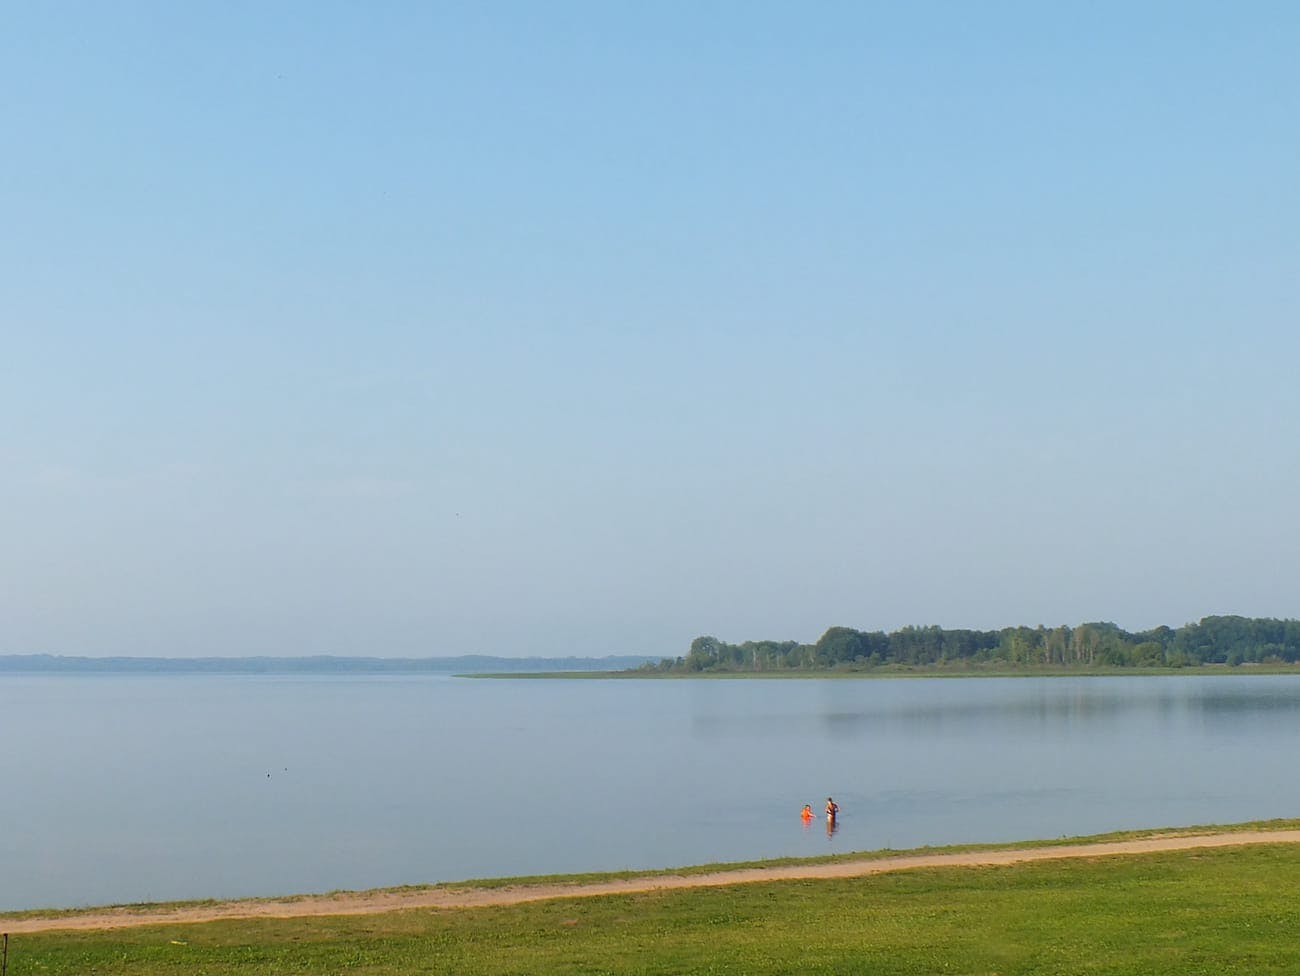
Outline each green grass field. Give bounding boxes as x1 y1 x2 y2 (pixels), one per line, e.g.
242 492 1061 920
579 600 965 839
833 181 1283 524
7 837 1300 975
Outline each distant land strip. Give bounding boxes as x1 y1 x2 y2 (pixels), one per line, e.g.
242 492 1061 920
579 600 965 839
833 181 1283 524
7 615 1300 675
0 654 656 674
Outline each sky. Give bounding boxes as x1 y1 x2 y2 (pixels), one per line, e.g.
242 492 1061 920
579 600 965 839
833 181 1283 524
3 2 1298 658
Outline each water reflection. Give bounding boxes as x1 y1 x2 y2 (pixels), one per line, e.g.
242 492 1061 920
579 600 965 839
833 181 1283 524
691 676 1300 740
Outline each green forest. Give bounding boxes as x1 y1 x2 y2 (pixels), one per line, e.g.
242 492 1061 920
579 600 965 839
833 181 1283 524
642 616 1300 673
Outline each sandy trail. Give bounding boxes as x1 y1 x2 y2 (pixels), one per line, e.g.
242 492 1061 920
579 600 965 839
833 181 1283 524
7 830 1300 934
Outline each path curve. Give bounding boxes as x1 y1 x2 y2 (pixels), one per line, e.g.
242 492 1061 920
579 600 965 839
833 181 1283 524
7 830 1300 934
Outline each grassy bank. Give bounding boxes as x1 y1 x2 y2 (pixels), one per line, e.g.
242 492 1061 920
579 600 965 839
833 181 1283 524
7 824 1300 975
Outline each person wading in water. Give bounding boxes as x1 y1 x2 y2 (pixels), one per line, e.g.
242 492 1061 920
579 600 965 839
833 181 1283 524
824 797 840 838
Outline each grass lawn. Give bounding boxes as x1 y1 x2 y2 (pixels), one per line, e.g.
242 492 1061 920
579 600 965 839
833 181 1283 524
7 842 1300 975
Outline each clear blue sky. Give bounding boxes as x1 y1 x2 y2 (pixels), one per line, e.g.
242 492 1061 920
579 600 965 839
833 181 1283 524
3 2 1297 657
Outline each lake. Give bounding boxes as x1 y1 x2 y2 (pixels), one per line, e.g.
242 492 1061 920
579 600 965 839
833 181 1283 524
2 672 1299 911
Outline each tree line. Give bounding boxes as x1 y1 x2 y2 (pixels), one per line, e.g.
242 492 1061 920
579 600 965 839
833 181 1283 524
641 616 1300 673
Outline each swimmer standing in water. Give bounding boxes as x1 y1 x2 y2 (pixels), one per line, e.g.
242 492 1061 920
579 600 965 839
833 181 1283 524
800 803 813 824
825 797 840 838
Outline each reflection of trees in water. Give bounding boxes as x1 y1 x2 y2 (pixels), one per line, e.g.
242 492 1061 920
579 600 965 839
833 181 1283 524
685 679 1300 739
812 681 1300 737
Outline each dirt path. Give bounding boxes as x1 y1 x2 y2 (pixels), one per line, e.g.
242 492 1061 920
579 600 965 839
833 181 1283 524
8 830 1300 934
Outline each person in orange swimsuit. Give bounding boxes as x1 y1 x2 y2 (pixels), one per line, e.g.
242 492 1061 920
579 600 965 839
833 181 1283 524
800 803 813 823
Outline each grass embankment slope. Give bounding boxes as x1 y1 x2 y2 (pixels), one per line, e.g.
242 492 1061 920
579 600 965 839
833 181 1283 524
6 823 1300 975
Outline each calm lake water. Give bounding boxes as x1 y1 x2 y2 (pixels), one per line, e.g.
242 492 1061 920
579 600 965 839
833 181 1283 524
3 672 1300 911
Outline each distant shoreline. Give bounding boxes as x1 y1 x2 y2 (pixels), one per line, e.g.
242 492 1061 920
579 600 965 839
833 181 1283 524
0 654 656 675
7 655 1300 678
473 662 1300 679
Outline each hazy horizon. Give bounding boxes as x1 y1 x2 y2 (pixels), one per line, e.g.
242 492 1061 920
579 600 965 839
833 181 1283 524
5 3 1297 658
0 613 1292 662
